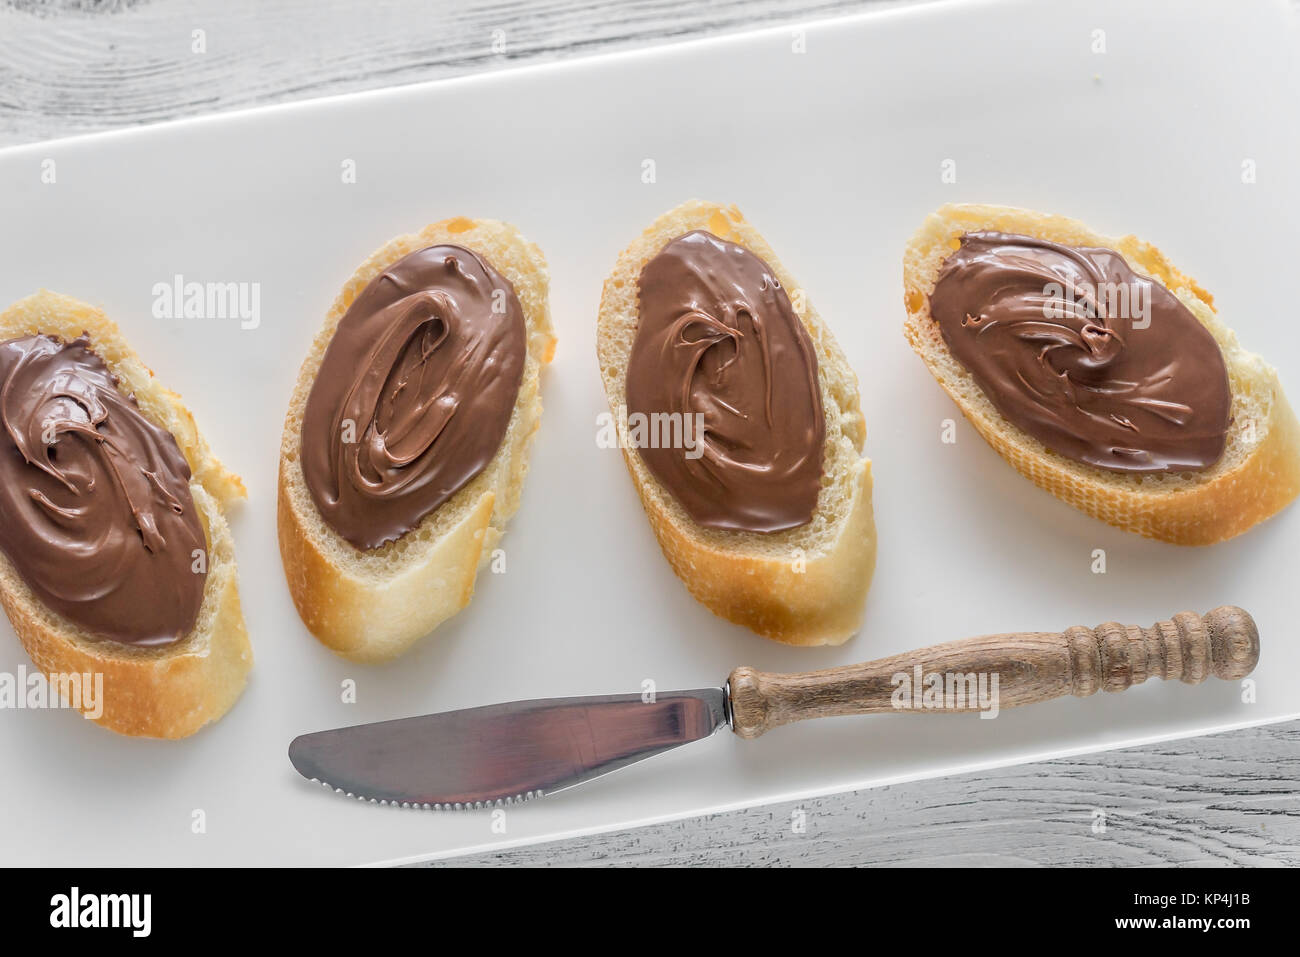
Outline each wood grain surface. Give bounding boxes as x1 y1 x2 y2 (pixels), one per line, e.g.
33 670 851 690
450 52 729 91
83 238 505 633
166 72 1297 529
434 721 1300 867
0 0 908 147
3 0 1298 868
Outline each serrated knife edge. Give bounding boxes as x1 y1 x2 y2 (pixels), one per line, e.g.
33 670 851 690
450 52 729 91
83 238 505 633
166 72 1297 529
288 688 729 810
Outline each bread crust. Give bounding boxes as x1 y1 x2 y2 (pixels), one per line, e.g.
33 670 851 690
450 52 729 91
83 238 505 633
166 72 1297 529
277 218 555 662
597 201 876 647
0 291 251 738
903 203 1300 544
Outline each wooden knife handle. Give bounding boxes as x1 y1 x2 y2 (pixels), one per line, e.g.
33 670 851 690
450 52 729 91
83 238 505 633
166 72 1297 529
727 606 1258 740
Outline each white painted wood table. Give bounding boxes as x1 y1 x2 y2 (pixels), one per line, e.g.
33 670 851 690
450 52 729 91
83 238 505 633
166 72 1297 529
1 0 1297 867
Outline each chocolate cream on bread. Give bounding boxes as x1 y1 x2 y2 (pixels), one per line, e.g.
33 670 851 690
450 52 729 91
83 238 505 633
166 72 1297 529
626 230 825 533
0 334 206 647
928 232 1232 473
300 244 527 550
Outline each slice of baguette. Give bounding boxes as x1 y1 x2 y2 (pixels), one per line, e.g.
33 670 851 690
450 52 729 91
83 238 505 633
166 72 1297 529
0 291 251 739
904 203 1300 545
597 200 876 647
278 217 556 662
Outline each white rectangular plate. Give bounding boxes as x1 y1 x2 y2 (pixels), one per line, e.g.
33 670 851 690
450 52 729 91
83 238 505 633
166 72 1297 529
1 0 1297 866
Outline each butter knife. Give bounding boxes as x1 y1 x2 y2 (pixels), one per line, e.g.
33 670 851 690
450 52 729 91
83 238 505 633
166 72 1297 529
288 606 1257 809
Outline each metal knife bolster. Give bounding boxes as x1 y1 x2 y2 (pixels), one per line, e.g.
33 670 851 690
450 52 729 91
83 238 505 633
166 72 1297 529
288 688 730 809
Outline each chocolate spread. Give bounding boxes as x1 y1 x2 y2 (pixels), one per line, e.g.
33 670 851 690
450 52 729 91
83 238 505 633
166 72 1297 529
626 230 825 533
300 244 527 550
929 232 1231 473
0 334 206 647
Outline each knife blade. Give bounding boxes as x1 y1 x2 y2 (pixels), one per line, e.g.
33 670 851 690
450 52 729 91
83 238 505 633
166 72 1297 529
288 606 1257 809
289 689 728 808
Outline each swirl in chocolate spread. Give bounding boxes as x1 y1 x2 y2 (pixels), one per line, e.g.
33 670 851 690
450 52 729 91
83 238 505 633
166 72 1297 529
0 334 206 647
928 232 1232 473
300 244 527 550
626 230 825 533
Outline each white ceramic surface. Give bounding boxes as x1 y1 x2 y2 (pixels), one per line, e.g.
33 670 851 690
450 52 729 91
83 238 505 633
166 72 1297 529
0 0 1296 865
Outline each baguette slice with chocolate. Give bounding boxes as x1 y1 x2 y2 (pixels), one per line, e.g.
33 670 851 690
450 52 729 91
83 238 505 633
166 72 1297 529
278 218 555 662
597 201 876 646
0 291 251 738
904 203 1300 544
